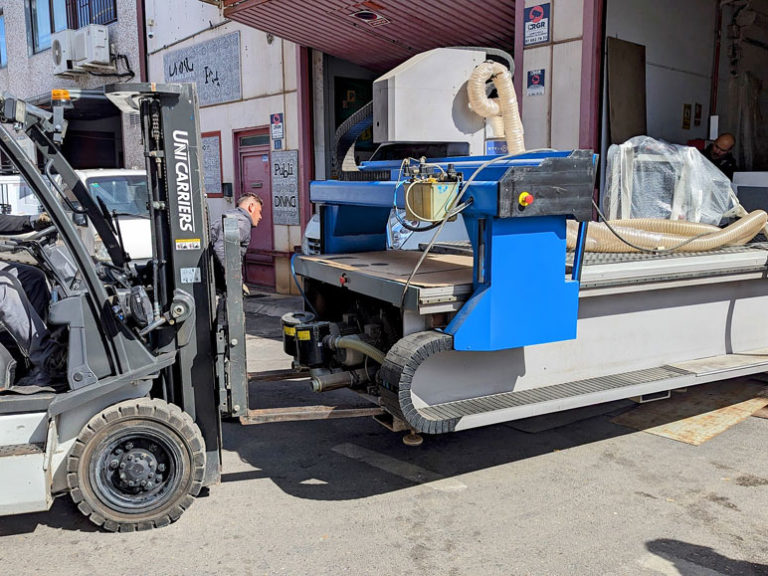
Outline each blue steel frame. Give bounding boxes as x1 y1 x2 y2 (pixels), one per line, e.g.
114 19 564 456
309 151 592 352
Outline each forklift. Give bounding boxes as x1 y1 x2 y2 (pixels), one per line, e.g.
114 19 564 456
0 84 255 531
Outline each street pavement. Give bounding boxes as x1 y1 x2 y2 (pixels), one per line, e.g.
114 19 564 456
1 291 767 575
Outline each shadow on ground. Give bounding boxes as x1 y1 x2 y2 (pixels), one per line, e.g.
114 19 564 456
646 538 768 575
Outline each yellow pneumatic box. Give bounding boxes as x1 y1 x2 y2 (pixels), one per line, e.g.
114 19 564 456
405 180 459 222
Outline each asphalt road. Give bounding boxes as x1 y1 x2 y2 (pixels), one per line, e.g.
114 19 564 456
1 294 767 575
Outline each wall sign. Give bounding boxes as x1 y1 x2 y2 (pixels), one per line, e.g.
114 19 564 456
201 132 222 196
271 113 284 140
682 103 692 130
527 69 546 96
272 150 299 225
524 4 551 46
163 31 242 107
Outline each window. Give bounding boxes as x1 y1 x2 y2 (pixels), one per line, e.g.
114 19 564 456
29 0 67 53
66 0 118 29
29 0 116 52
239 134 270 148
87 176 149 217
0 12 7 68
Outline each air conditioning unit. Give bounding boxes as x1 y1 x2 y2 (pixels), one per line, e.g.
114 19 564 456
74 24 112 69
51 29 84 76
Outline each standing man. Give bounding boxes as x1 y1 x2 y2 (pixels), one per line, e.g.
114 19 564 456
209 193 263 290
702 133 737 180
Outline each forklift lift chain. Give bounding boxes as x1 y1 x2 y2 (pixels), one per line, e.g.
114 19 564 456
379 331 460 435
67 398 206 532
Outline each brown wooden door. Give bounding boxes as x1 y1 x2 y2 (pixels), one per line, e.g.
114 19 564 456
238 141 274 287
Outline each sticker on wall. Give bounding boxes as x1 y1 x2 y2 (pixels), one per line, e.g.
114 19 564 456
682 104 692 130
271 113 284 140
273 139 283 151
527 69 546 96
524 4 551 46
694 103 702 127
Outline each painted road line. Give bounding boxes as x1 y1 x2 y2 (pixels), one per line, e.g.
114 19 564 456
332 443 467 493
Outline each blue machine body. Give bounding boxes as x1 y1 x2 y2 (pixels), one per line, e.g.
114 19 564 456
309 150 594 353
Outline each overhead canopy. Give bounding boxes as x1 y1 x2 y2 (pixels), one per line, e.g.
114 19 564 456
223 0 515 71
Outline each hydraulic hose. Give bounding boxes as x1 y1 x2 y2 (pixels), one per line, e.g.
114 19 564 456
566 211 768 253
311 367 372 392
333 336 387 365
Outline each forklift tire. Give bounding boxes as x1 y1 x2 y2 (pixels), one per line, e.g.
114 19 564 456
67 398 205 532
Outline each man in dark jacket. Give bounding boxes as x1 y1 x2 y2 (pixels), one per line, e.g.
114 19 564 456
209 193 263 289
0 213 51 318
702 133 737 180
0 212 65 390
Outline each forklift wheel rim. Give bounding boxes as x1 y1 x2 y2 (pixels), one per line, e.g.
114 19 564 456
88 423 186 514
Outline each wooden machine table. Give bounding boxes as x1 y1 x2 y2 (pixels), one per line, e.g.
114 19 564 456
294 251 475 314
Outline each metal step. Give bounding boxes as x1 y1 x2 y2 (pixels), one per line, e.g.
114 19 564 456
419 365 692 420
416 349 768 431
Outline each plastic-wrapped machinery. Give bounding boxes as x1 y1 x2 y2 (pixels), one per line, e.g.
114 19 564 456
603 136 735 225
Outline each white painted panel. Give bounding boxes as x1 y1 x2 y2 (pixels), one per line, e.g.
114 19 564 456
0 413 48 445
284 91 300 151
551 40 582 150
146 0 224 53
522 46 551 150
0 453 50 516
240 30 285 99
274 225 290 253
554 0 584 42
646 66 711 143
284 42 298 93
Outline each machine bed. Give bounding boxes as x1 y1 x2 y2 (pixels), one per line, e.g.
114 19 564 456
295 243 768 313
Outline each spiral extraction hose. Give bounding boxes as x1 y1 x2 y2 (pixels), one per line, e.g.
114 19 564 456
566 210 768 253
467 61 525 154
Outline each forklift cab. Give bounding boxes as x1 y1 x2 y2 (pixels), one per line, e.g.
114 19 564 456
0 84 248 530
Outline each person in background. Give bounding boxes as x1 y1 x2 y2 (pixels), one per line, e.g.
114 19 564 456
209 193 263 292
702 133 737 180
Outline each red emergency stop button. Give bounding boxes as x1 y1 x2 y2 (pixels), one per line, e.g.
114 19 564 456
519 192 535 207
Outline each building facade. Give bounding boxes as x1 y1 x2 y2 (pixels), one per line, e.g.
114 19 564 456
145 0 305 292
0 0 143 168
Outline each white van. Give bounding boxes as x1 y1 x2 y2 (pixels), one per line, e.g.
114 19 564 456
0 174 43 216
72 169 152 263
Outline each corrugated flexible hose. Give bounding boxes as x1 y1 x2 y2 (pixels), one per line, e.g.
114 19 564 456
566 211 768 253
